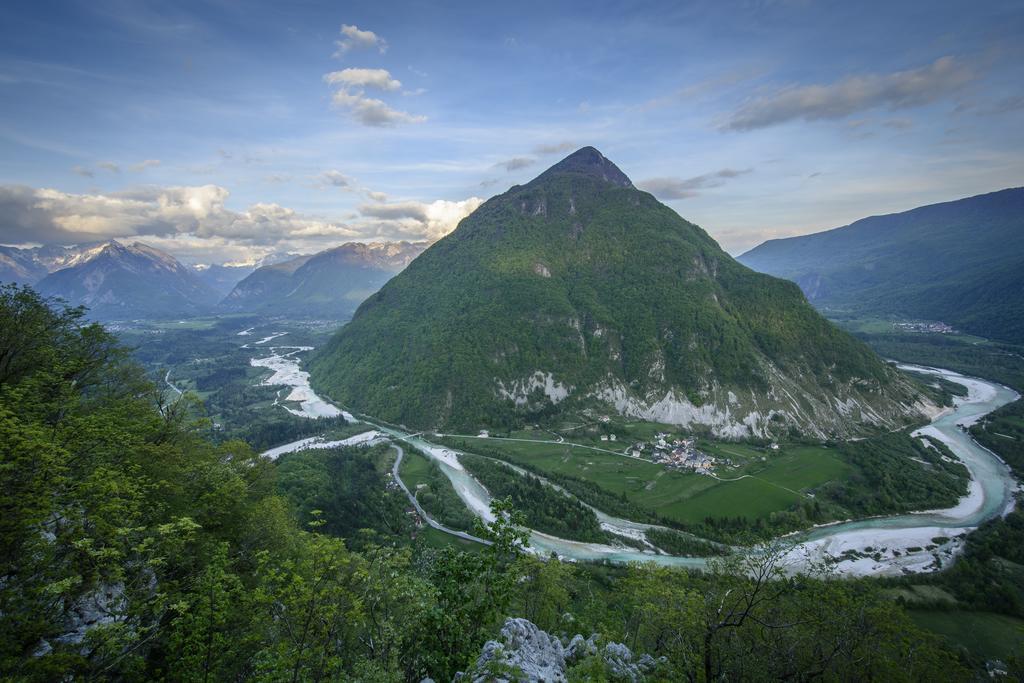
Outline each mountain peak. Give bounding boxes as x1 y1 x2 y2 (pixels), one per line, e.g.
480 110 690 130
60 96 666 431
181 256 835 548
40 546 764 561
535 146 633 188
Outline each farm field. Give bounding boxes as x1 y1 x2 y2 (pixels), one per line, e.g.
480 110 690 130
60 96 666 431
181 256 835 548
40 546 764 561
444 429 849 525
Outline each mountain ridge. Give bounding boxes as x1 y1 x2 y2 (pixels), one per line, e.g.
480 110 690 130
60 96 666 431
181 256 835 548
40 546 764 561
35 240 218 319
738 187 1024 343
311 148 931 437
221 240 427 319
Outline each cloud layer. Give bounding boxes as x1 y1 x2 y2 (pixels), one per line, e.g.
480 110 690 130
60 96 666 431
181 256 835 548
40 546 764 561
723 57 973 131
324 68 425 126
0 183 481 261
638 168 752 199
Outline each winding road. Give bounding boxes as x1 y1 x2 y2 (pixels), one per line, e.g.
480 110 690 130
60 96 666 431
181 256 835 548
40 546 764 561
389 444 490 545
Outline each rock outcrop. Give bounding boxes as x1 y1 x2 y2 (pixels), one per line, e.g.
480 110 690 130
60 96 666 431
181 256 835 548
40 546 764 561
460 617 664 682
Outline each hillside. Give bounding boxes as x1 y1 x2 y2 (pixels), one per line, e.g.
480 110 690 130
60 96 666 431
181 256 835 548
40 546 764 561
191 263 256 298
35 241 218 319
221 241 426 319
310 147 932 437
738 188 1024 344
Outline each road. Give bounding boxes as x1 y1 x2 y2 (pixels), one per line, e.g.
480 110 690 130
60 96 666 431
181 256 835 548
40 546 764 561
389 444 490 545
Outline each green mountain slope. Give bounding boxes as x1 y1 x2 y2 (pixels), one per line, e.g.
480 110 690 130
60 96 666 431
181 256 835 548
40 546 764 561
738 188 1024 344
311 148 931 436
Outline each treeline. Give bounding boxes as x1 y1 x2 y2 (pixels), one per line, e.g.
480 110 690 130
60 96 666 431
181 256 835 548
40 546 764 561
403 450 478 531
971 397 1024 477
220 411 350 452
645 528 728 557
822 433 968 516
859 332 1024 392
459 454 606 543
275 444 413 546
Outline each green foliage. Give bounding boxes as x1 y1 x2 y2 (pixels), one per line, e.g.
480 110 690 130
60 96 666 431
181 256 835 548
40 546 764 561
399 448 478 531
275 445 413 546
459 454 606 542
645 528 728 557
311 159 908 432
821 433 969 516
971 396 1024 477
855 329 1024 392
0 284 997 679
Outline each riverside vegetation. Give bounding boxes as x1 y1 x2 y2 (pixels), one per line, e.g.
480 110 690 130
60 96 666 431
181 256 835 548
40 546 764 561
2 284 1022 679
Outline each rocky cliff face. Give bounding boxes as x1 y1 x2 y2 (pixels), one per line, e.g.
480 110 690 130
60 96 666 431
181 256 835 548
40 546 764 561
456 617 664 682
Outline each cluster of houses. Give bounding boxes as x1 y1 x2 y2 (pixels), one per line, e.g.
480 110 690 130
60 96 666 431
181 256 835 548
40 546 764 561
628 433 725 474
893 320 955 334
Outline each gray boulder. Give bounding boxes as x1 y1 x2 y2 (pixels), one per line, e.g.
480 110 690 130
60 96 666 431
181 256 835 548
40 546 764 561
465 618 567 682
462 618 664 682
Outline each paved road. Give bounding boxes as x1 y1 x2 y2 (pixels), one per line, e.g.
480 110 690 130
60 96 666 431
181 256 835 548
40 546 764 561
389 444 490 546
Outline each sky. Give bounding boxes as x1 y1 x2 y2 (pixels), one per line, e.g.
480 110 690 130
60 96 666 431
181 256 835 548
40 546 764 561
1 0 1022 264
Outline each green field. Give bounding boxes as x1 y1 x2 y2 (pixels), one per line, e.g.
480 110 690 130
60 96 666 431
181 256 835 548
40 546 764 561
398 448 434 490
445 432 849 525
909 610 1024 663
414 525 482 552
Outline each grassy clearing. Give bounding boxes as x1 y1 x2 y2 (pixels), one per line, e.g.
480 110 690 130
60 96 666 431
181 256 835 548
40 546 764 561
415 525 482 552
398 447 434 489
444 433 848 525
909 610 1024 663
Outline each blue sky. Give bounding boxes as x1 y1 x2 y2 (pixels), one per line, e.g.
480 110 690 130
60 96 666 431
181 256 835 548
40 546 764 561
1 0 1022 263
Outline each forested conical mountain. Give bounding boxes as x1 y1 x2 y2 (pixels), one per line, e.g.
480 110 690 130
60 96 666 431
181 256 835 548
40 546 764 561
738 188 1024 344
35 240 217 319
221 241 426 319
311 148 932 437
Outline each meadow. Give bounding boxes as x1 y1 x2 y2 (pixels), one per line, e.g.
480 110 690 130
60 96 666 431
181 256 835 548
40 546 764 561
441 428 849 525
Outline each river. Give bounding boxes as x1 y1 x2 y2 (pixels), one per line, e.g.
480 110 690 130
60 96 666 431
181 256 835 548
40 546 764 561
250 339 1019 576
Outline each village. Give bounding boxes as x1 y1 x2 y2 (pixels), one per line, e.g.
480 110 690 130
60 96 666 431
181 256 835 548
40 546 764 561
597 428 727 474
893 320 956 334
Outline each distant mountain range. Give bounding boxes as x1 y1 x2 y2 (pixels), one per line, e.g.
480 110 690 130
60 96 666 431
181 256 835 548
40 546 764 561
34 241 219 319
738 188 1024 344
2 240 424 320
222 241 427 319
310 147 931 438
0 242 114 284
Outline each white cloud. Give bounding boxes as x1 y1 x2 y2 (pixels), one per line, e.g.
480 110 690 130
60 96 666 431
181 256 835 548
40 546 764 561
333 24 387 57
323 68 426 127
72 165 94 178
0 183 481 261
723 56 973 131
638 168 752 200
357 197 484 240
324 68 401 91
97 161 120 173
328 87 427 127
